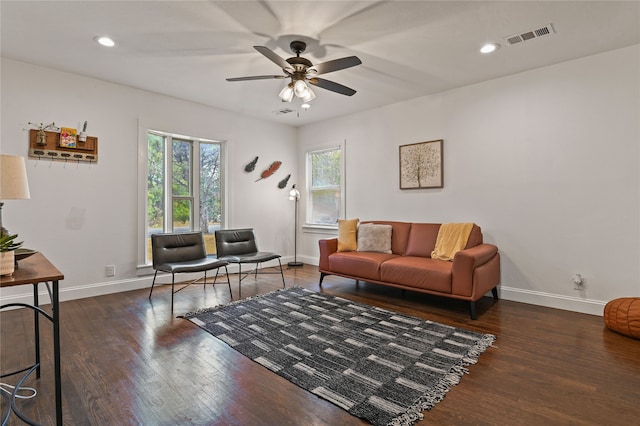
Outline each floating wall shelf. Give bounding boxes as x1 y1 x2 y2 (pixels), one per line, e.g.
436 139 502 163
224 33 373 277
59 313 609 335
28 129 99 163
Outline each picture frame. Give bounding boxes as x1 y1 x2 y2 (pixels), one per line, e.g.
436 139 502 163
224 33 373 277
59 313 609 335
399 139 443 189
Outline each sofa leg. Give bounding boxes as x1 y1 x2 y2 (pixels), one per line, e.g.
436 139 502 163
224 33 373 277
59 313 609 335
469 301 478 320
492 287 499 300
319 272 327 287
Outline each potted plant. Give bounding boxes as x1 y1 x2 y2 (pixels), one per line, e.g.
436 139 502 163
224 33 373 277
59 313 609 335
0 234 23 276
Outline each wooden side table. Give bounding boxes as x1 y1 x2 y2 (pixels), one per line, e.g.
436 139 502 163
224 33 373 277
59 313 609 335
1 252 64 425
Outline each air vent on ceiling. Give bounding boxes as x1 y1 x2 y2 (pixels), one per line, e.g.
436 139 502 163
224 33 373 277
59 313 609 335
504 23 555 46
274 108 295 115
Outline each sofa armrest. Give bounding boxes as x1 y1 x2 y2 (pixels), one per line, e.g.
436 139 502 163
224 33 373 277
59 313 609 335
451 244 499 297
319 238 338 271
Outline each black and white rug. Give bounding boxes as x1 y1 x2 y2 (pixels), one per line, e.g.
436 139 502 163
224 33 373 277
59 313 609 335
183 287 495 426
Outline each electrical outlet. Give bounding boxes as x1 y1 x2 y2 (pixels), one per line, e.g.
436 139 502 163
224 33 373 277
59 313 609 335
106 265 116 277
572 273 584 290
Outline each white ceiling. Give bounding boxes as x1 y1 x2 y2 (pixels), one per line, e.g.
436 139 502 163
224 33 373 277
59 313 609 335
2 1 639 127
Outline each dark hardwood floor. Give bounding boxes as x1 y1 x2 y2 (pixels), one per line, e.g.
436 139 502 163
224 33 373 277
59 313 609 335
1 264 639 425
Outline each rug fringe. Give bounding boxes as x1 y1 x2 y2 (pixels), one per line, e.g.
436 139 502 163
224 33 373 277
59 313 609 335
387 333 496 426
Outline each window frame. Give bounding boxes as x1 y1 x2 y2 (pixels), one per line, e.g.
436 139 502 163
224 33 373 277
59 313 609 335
304 143 345 229
138 126 225 271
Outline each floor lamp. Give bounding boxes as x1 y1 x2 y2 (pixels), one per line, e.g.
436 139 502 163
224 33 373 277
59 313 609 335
288 185 303 267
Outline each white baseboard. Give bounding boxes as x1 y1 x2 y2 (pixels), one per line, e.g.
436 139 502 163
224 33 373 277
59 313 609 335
0 259 288 308
498 286 606 317
2 257 606 318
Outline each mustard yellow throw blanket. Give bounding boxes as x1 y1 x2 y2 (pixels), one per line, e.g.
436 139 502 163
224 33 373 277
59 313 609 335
431 223 474 261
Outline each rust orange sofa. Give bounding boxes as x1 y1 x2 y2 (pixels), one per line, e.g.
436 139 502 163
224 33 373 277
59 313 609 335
318 221 500 319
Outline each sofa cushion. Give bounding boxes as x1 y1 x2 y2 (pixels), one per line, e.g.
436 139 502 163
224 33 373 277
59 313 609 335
363 221 412 255
466 225 483 248
328 252 398 281
380 256 452 293
357 223 392 253
405 223 441 257
337 218 359 252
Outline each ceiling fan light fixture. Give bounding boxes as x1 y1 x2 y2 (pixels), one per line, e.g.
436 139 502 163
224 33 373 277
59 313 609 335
301 103 311 110
279 84 294 102
293 79 309 97
302 87 316 103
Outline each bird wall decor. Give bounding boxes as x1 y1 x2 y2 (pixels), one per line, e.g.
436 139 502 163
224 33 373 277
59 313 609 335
244 156 259 172
278 174 291 189
255 161 282 181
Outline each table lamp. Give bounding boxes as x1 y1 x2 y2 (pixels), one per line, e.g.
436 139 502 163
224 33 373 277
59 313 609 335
0 155 31 237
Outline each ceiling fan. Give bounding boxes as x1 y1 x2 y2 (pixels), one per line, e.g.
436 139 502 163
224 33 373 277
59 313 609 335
226 40 362 103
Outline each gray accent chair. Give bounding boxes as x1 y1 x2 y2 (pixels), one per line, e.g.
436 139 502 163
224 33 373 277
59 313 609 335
149 232 231 310
214 228 285 298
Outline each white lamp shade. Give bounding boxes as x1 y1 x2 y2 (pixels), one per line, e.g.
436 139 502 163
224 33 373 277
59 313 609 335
294 80 308 97
279 84 294 102
302 87 316 103
0 155 30 200
289 186 300 201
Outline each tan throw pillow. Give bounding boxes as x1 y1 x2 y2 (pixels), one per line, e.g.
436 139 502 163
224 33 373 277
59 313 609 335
357 223 392 253
337 218 359 252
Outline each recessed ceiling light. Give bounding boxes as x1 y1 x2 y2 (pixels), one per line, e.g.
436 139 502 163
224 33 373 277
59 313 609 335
94 36 116 47
480 43 500 54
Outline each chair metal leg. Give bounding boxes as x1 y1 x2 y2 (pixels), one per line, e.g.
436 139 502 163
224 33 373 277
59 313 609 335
170 273 175 312
224 266 232 299
149 270 159 299
277 258 286 288
210 267 233 299
238 264 242 299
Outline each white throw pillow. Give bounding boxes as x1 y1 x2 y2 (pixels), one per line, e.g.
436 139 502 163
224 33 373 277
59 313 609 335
357 224 392 253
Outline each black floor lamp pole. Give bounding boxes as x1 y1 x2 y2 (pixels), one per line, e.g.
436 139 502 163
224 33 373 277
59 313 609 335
288 187 303 267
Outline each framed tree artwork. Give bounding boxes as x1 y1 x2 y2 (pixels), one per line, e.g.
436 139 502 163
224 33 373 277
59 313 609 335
399 139 443 189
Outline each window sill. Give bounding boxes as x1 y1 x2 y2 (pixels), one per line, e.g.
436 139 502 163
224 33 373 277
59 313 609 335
302 224 338 235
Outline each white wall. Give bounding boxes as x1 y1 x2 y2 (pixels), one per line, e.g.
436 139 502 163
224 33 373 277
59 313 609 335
297 45 640 316
0 59 297 304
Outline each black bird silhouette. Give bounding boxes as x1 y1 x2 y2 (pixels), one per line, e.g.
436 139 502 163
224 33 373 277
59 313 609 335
245 156 258 173
278 174 291 189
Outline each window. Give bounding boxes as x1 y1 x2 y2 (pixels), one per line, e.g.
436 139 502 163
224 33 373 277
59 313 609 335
144 130 224 263
306 145 344 226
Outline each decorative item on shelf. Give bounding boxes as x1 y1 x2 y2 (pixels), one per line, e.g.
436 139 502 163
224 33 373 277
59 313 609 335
28 121 57 146
59 127 77 148
255 160 281 182
278 174 291 189
78 121 88 142
288 184 303 267
28 126 99 163
0 233 23 276
244 156 258 173
0 155 31 237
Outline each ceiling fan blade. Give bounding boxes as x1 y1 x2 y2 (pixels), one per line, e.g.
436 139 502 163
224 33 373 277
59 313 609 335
226 75 286 82
254 46 293 72
309 56 362 75
308 78 357 96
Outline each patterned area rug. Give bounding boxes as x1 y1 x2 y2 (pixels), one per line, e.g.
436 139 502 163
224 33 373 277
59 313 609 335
183 287 495 426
